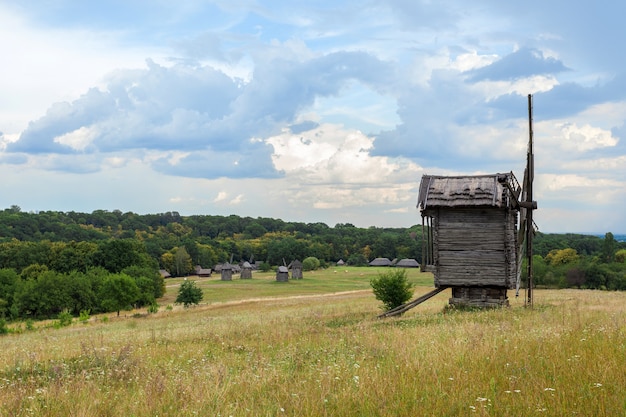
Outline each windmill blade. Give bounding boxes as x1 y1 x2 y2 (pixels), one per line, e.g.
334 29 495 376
524 93 536 307
515 167 529 296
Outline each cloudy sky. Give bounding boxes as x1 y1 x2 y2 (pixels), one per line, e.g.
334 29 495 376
1 1 624 233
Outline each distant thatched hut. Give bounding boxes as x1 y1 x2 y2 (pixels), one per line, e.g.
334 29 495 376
159 269 171 279
336 259 345 266
195 265 212 277
395 258 420 268
418 173 519 307
240 261 252 279
220 262 233 281
369 257 392 267
291 260 303 279
276 266 289 282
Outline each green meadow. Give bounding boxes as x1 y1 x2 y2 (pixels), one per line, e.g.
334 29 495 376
1 267 624 416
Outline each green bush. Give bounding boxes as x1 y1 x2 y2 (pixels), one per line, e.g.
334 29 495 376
56 309 73 327
79 309 90 324
370 269 414 311
176 280 203 308
302 257 320 271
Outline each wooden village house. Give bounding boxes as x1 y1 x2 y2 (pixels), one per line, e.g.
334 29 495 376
417 173 520 307
395 258 420 268
368 257 392 267
194 265 212 277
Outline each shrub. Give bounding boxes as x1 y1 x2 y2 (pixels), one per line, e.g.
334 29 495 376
56 309 73 327
302 257 321 271
370 269 414 311
79 309 91 324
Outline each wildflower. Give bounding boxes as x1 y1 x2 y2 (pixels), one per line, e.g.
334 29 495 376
544 388 555 392
476 397 488 402
593 383 602 388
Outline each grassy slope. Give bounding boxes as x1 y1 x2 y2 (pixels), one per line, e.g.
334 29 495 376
160 266 435 305
1 267 625 416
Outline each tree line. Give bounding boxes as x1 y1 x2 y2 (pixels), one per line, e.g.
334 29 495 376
529 232 626 290
0 237 164 321
0 206 423 271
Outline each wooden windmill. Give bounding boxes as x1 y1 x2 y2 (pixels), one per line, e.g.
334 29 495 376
380 95 537 317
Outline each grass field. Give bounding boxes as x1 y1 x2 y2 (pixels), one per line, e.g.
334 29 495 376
1 267 625 416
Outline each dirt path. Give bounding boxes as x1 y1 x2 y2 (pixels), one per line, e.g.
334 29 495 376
168 289 372 313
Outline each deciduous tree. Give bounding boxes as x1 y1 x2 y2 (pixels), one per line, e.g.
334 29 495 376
99 274 140 316
176 280 203 308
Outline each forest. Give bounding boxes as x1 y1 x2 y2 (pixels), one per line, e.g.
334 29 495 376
0 205 625 321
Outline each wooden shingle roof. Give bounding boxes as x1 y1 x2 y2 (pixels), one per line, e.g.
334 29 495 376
418 173 516 209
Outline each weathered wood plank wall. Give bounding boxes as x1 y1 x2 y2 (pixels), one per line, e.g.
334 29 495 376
424 207 517 288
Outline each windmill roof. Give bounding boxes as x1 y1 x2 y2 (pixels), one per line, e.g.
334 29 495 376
418 173 517 209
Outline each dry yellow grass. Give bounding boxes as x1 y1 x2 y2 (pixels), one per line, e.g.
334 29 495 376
1 271 625 416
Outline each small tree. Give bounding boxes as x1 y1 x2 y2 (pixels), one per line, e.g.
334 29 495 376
602 232 616 263
99 274 140 316
176 280 203 308
370 269 414 311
